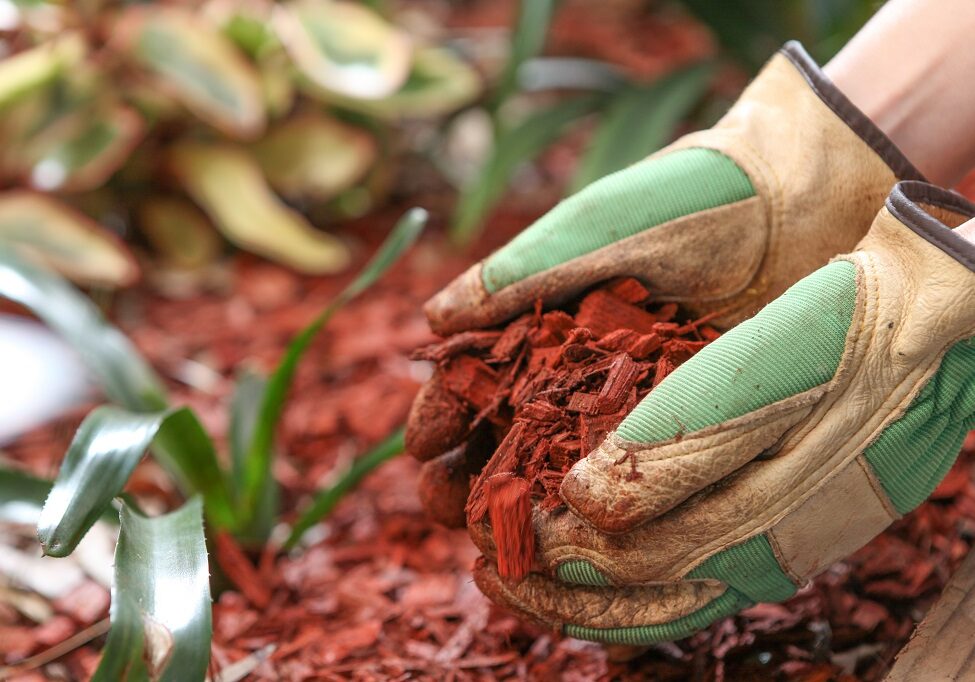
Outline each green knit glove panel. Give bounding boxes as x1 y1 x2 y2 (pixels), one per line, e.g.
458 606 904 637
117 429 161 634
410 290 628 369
864 336 975 514
617 260 858 444
558 534 796 645
481 148 755 293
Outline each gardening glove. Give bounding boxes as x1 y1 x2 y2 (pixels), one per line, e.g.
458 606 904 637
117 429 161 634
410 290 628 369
407 40 924 526
471 181 975 645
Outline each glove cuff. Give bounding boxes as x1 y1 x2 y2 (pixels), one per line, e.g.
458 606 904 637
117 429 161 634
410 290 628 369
780 41 925 182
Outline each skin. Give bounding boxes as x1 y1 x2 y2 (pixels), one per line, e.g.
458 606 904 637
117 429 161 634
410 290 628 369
825 0 975 188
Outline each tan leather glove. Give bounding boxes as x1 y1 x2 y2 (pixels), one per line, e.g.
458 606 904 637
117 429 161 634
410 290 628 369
471 182 975 645
406 41 925 526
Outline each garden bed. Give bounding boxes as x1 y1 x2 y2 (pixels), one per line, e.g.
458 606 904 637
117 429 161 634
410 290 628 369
3 205 975 681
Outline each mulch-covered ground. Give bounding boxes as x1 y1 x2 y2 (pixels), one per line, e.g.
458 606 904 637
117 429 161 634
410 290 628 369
2 200 975 680
5 1 975 678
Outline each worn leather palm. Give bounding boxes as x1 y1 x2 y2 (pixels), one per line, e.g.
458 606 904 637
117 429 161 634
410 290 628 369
471 182 975 645
407 41 924 528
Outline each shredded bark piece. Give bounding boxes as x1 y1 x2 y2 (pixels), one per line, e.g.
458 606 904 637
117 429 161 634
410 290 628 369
486 473 534 581
415 278 722 573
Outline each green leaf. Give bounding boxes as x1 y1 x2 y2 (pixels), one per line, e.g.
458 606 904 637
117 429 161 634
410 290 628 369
237 208 426 524
228 370 277 544
117 6 265 138
12 101 145 193
492 0 559 110
37 406 235 557
253 113 376 201
170 142 350 274
0 248 166 411
285 427 403 549
0 35 83 111
273 0 412 99
92 498 211 682
677 0 789 71
451 94 601 243
305 47 481 120
0 468 53 525
0 191 139 287
570 62 712 192
138 197 221 269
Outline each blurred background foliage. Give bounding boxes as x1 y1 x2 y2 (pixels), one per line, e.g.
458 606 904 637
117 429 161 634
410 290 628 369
0 0 880 286
0 0 478 285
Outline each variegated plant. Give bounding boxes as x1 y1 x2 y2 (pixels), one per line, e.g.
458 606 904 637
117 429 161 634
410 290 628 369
0 0 479 285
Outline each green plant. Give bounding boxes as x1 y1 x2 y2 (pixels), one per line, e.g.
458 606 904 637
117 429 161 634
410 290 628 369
451 0 877 242
0 0 477 284
0 208 426 677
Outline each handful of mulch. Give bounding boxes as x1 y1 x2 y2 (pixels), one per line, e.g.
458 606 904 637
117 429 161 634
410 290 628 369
409 278 721 580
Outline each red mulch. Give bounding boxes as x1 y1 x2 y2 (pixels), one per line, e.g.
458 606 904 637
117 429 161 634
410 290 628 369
409 278 721 580
3 206 975 680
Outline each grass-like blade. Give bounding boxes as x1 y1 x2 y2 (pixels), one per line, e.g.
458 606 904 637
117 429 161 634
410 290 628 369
92 498 211 682
38 406 235 557
0 468 54 525
491 0 559 110
451 94 601 243
0 248 167 412
237 209 426 524
570 62 713 192
284 427 404 550
228 370 277 544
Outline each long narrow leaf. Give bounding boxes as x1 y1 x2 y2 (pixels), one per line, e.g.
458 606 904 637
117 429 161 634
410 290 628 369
237 209 426 523
451 95 601 243
284 427 403 549
38 406 234 557
0 468 54 525
570 62 713 192
0 248 167 412
228 370 277 543
491 0 559 110
92 498 211 682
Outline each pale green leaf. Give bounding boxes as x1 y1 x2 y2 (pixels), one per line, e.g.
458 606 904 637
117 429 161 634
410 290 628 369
308 47 481 120
138 197 221 269
0 191 138 287
273 0 412 99
15 102 145 193
253 113 376 201
0 35 83 111
92 498 211 682
117 6 265 138
170 142 350 274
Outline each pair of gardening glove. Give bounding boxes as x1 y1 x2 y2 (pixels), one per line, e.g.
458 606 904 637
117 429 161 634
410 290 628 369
407 41 975 644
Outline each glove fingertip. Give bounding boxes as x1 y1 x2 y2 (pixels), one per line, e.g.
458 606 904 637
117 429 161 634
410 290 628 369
424 263 489 336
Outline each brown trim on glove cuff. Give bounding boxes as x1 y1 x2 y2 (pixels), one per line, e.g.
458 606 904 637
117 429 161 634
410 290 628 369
780 41 925 182
887 181 975 272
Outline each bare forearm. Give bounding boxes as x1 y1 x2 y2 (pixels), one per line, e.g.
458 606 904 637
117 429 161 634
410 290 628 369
825 0 975 186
